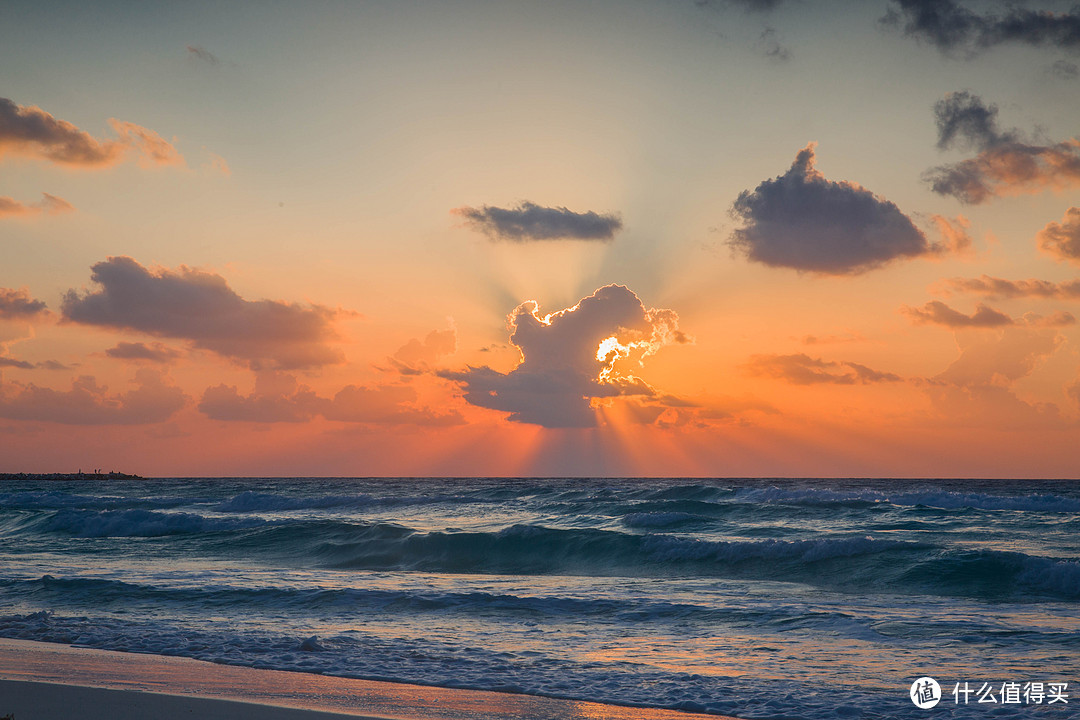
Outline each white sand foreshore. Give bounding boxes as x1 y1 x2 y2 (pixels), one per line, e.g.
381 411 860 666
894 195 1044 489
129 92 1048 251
0 638 733 720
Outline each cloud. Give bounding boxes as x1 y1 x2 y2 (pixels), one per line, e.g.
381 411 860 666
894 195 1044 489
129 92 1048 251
744 353 902 385
923 326 1067 428
323 384 463 426
694 0 786 11
1022 310 1076 327
936 326 1061 386
800 332 864 346
0 357 71 371
938 274 1080 299
199 372 325 423
924 91 1080 204
390 325 457 375
185 45 218 65
439 284 688 428
0 369 187 425
756 27 790 61
925 383 1065 429
1050 59 1079 79
882 0 1080 57
930 214 974 255
454 201 623 242
1037 207 1080 263
0 288 48 320
729 143 931 274
1068 376 1080 410
0 97 184 169
199 372 462 426
902 300 1013 328
0 192 74 219
0 357 35 370
61 256 346 369
105 341 184 364
202 151 230 177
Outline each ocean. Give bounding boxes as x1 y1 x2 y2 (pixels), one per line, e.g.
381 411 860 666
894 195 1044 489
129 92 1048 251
0 477 1077 719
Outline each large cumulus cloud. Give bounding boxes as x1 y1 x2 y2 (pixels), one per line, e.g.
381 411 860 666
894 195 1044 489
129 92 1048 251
729 143 932 274
925 91 1080 204
61 257 346 369
454 201 623 242
440 285 688 428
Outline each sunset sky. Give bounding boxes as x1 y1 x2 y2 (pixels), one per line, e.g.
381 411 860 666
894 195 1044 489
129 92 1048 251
2 0 1080 477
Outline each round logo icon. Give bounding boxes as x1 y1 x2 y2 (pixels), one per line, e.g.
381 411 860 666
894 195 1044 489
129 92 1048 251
910 677 941 709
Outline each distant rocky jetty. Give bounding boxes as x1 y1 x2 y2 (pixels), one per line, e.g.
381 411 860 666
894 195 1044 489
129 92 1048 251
0 471 145 481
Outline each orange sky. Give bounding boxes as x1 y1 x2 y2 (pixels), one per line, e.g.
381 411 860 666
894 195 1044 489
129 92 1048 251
2 0 1080 477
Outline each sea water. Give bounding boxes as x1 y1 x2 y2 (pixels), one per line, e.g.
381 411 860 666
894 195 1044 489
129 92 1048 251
0 477 1077 719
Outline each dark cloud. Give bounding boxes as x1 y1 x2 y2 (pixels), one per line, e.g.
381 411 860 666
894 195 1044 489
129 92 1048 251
0 357 35 370
0 192 73 218
199 372 462 426
902 300 1014 328
883 0 1080 57
695 0 786 11
933 90 1014 151
454 201 623 242
744 353 902 385
756 27 791 61
1037 207 1080 262
0 357 70 371
105 341 184 364
729 143 931 274
61 257 346 370
0 369 187 425
0 97 183 168
0 288 47 320
925 92 1080 204
1050 59 1079 78
185 45 218 65
439 285 688 428
939 274 1080 299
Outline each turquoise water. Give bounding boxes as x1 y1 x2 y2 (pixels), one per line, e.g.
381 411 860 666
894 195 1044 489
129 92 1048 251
0 477 1077 718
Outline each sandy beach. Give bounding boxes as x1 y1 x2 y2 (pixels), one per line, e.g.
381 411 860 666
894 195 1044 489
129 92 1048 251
0 638 733 720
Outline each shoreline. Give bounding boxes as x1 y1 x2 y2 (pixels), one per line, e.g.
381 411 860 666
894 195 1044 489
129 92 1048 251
0 638 737 720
